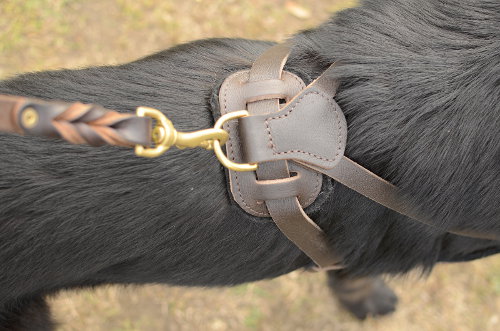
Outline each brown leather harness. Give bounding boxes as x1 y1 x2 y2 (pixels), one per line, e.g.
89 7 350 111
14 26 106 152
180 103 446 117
0 43 496 270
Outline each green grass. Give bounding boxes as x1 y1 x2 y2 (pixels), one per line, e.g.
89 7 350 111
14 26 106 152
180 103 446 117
244 307 263 329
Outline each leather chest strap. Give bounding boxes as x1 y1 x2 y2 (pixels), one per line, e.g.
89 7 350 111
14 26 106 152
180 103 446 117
0 94 151 147
220 43 344 269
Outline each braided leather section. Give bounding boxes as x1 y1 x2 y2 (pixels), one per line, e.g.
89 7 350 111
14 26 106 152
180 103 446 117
50 103 146 147
0 94 152 148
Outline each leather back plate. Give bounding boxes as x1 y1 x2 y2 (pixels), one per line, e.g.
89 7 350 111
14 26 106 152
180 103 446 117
219 69 323 217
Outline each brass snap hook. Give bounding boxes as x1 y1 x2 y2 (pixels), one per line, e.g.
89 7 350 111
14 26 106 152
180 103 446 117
134 107 257 172
135 106 228 157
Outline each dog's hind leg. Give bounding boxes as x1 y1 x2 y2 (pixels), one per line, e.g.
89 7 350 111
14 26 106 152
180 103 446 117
327 271 398 320
0 296 55 331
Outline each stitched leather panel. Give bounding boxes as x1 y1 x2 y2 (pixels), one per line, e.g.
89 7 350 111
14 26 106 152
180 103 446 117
239 84 347 169
219 70 323 217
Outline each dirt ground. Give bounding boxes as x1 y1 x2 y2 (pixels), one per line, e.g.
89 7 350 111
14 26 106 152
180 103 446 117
1 1 499 330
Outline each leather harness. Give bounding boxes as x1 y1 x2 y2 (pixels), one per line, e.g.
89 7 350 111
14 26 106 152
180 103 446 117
0 43 496 270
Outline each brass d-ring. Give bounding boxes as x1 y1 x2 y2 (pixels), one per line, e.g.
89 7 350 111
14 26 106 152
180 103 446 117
213 110 258 172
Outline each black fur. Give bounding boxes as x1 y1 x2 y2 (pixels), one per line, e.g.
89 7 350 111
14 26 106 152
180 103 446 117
0 0 498 328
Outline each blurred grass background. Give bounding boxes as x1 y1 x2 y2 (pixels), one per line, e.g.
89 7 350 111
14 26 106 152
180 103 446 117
1 1 499 330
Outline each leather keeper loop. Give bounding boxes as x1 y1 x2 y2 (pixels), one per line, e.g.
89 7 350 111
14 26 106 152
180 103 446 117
253 172 302 201
242 79 288 103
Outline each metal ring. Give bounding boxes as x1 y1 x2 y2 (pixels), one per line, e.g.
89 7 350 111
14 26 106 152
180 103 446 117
213 110 258 172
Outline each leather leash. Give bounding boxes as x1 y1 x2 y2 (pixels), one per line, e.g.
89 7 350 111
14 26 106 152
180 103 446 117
0 96 232 157
0 43 496 270
0 95 152 147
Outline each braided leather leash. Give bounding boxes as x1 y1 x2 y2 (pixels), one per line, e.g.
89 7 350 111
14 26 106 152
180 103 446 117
0 95 151 147
0 95 232 157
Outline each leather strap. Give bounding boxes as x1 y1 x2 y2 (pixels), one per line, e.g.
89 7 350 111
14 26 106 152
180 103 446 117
310 157 500 241
0 94 152 147
305 157 418 219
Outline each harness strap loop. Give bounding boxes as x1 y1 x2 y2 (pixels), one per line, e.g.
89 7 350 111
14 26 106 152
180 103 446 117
241 79 288 103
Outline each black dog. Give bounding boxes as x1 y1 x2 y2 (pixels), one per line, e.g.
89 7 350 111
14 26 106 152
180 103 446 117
0 0 498 329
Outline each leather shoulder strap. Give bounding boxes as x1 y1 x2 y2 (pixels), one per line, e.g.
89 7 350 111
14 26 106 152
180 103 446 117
311 157 500 241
